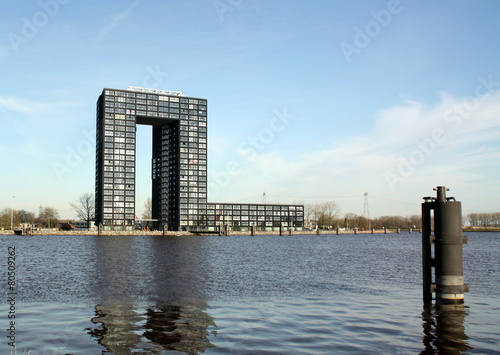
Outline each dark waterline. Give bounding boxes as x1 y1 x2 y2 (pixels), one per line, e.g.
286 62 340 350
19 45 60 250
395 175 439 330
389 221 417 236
1 232 499 354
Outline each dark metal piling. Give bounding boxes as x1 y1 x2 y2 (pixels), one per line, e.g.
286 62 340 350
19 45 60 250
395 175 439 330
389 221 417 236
422 186 468 308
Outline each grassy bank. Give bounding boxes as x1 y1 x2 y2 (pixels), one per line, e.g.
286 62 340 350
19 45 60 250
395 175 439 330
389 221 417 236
462 227 500 232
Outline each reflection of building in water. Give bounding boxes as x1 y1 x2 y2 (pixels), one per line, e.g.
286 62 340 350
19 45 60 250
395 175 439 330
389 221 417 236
421 306 472 354
88 235 215 353
144 304 215 354
89 302 215 354
88 302 143 354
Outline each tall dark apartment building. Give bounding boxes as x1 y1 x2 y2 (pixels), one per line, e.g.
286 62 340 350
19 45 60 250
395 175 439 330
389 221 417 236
95 87 304 231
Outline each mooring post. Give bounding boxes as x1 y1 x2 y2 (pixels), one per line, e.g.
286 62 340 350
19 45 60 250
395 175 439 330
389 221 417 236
422 186 468 308
279 226 283 236
421 195 433 307
251 225 255 236
434 186 467 306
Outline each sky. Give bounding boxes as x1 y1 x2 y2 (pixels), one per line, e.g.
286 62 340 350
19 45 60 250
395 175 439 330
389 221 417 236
1 0 500 220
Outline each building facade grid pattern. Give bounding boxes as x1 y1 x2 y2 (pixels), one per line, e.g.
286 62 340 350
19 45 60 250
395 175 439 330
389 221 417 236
95 87 303 231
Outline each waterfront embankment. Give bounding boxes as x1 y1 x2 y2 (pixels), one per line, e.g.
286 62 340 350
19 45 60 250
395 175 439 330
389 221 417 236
1 228 417 236
2 227 497 236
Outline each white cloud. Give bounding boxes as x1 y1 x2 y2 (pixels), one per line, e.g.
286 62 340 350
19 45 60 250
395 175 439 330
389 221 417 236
212 90 500 216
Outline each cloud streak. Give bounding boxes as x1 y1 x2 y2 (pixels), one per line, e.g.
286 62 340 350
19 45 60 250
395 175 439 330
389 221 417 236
97 0 141 41
0 96 36 113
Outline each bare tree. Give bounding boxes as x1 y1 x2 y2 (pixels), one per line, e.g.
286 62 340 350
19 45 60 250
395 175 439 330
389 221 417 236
343 213 371 229
142 197 152 219
467 212 500 227
306 202 341 229
70 193 95 228
1 209 36 229
38 206 59 228
371 215 421 229
0 208 12 229
18 209 35 224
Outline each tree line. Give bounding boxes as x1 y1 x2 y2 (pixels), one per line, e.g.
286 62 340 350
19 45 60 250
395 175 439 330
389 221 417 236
305 202 421 230
306 202 500 230
2 197 498 230
0 193 96 229
466 212 500 227
0 193 146 230
0 206 60 229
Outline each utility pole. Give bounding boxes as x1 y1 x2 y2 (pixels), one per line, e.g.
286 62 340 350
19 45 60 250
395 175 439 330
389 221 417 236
363 192 370 229
10 196 15 230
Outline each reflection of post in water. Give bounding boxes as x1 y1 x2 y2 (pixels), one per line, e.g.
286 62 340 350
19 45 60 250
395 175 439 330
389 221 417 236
421 305 472 354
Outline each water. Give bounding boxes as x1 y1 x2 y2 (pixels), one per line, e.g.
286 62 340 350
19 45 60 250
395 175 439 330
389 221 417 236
1 232 499 354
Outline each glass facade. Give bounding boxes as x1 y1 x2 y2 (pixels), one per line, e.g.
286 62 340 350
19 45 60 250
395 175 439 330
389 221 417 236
95 87 304 231
202 203 304 232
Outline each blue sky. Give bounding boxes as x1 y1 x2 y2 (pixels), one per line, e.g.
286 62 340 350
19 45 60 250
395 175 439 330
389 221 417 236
1 0 500 220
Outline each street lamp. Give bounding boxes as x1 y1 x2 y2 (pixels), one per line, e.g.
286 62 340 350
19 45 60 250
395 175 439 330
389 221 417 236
10 196 15 230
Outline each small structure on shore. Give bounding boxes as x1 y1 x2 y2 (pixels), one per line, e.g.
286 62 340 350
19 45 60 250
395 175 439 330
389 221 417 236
13 223 35 236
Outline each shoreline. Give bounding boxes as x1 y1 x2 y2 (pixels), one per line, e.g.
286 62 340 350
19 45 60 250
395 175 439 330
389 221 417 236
0 229 405 236
1 227 497 236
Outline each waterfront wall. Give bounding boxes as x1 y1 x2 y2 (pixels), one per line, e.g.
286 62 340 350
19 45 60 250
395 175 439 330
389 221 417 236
0 228 422 236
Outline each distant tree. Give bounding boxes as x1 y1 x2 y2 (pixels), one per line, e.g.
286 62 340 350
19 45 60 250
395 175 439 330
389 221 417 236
0 209 36 229
349 215 370 229
70 193 95 228
371 215 421 229
18 209 35 224
37 206 59 228
407 215 422 229
0 208 11 229
343 213 359 229
467 212 500 227
306 202 341 229
142 197 152 219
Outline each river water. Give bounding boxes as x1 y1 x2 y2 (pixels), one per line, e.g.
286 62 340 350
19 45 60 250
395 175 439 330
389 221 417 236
1 232 499 354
